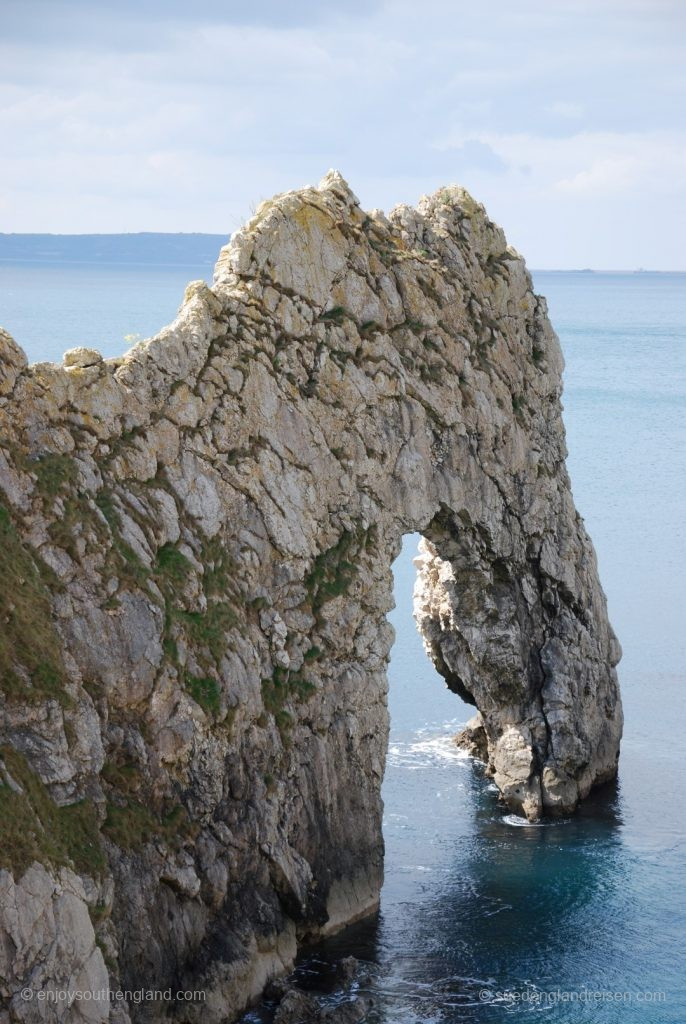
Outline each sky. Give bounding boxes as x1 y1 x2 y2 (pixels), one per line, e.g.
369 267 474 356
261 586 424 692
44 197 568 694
1 0 685 268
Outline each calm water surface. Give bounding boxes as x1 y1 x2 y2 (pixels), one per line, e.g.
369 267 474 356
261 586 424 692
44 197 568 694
1 265 684 1022
0 260 212 364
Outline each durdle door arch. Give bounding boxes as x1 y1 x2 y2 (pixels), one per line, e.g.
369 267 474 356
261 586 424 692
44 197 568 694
0 172 621 1020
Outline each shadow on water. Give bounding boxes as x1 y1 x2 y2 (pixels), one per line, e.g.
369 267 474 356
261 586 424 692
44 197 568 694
294 762 636 1024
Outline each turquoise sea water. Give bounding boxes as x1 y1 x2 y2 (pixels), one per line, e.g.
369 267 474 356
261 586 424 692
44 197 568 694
1 264 685 1022
0 260 213 364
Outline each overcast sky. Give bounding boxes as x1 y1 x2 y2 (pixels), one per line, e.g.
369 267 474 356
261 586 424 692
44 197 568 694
1 0 685 267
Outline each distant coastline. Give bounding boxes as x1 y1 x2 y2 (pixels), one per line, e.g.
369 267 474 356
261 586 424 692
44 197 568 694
534 268 685 274
0 232 227 266
0 234 683 273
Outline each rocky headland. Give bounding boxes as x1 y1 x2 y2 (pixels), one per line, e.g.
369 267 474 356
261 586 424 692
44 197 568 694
0 172 622 1021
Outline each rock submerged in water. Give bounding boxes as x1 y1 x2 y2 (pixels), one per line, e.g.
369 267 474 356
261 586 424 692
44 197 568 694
273 990 370 1024
0 171 621 1020
268 956 370 1024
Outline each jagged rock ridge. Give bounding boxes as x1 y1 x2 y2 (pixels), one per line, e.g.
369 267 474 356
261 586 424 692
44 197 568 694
0 172 622 1022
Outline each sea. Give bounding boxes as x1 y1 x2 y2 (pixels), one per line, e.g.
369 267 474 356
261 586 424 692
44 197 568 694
1 251 684 1023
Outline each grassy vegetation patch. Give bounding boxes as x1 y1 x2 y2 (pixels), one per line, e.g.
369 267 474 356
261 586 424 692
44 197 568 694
47 497 88 557
156 535 242 673
184 674 221 717
305 532 357 610
176 603 239 662
111 537 149 584
0 745 105 878
100 757 141 795
155 542 191 581
261 665 316 742
0 504 70 706
201 535 239 598
405 318 426 333
102 797 190 850
100 752 194 850
511 393 526 420
31 453 78 496
94 490 150 585
304 525 376 613
95 490 120 527
102 800 158 849
318 306 347 324
368 238 395 266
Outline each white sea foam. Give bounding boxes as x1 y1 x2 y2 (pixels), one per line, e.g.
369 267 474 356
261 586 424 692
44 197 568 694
502 813 568 828
387 729 472 770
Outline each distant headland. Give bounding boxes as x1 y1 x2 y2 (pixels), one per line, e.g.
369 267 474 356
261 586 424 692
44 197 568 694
0 232 227 266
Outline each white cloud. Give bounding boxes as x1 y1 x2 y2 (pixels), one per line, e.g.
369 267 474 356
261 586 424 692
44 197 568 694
469 130 686 198
0 0 684 267
547 101 584 119
556 155 641 195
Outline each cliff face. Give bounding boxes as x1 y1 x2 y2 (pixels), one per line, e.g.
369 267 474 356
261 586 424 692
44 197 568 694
0 172 622 1021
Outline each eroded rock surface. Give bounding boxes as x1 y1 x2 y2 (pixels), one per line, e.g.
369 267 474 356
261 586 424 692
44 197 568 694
0 172 621 1021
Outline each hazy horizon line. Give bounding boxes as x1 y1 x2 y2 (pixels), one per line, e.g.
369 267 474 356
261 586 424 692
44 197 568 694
0 233 683 275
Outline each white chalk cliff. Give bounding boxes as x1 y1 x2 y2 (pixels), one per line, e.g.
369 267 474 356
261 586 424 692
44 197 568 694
0 172 622 1021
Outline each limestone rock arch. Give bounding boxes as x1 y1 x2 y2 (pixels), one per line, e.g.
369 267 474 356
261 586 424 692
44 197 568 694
0 172 621 1019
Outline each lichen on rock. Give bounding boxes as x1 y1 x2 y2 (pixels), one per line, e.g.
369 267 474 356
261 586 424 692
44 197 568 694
0 170 621 1021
